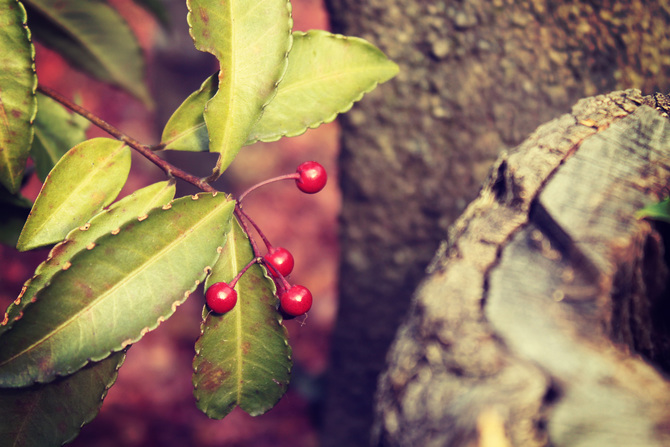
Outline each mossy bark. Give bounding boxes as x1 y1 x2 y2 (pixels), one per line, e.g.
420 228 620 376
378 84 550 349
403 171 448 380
323 1 670 445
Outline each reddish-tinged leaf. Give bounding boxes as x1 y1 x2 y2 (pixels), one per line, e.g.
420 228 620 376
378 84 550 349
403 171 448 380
0 0 37 193
193 217 291 418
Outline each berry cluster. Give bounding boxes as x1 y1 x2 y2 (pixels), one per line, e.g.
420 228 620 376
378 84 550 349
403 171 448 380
205 161 327 318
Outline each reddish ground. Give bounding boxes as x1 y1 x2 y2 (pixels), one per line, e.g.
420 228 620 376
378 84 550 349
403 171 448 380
0 1 338 445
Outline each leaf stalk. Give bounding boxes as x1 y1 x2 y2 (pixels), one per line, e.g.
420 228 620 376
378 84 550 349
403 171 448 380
36 85 217 193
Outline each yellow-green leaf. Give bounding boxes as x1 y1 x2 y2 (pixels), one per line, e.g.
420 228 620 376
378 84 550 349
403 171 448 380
0 0 37 193
158 31 399 150
160 74 217 152
247 30 400 143
193 216 291 418
1 180 176 336
16 138 131 251
0 193 235 387
186 0 292 177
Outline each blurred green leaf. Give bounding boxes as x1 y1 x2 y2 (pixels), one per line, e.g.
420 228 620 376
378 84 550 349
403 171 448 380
23 0 151 104
637 198 670 223
0 193 234 387
1 180 176 336
17 138 131 251
186 0 292 177
30 92 89 181
194 216 291 418
0 351 126 447
0 0 37 193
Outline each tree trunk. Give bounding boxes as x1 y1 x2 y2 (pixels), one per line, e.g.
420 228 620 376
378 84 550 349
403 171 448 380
374 89 670 446
323 1 670 445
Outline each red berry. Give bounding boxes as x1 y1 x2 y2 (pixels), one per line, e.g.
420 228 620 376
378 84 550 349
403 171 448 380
264 246 295 277
279 285 313 316
206 282 237 313
296 161 327 194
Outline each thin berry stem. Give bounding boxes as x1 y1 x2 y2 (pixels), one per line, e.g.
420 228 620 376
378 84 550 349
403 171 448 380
37 85 217 193
238 173 300 202
230 257 262 287
234 204 274 252
262 257 291 290
233 206 262 257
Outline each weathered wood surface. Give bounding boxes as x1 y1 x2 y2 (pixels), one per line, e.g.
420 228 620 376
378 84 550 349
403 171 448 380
322 2 670 444
374 90 670 447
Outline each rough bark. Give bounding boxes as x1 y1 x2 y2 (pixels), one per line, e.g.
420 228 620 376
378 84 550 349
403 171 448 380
374 89 670 446
323 1 670 445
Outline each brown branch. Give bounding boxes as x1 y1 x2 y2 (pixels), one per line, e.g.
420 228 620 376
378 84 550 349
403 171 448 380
37 85 217 193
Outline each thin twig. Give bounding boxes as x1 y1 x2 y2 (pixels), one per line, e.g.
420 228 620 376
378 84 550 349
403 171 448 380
238 173 299 202
234 204 274 251
37 85 217 193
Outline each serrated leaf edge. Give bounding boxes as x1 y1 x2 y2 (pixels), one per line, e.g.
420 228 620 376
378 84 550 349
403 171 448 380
1 180 177 334
16 139 132 251
65 350 127 444
192 219 292 418
1 193 233 384
1 0 38 192
245 30 399 145
186 0 294 176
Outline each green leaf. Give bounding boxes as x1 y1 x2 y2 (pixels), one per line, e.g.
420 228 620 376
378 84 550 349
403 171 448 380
0 192 234 387
30 92 89 181
158 31 399 150
16 138 132 251
637 198 670 223
1 180 176 336
0 183 32 246
161 74 217 152
0 351 125 447
193 216 291 418
186 0 292 177
247 30 400 143
0 0 37 193
23 0 151 105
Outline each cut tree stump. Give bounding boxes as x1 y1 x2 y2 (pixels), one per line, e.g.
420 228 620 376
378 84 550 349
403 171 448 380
374 89 670 447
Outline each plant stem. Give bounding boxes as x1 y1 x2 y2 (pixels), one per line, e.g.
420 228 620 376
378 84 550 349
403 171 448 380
238 173 300 202
230 257 262 287
262 256 291 291
234 204 273 252
37 85 216 193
